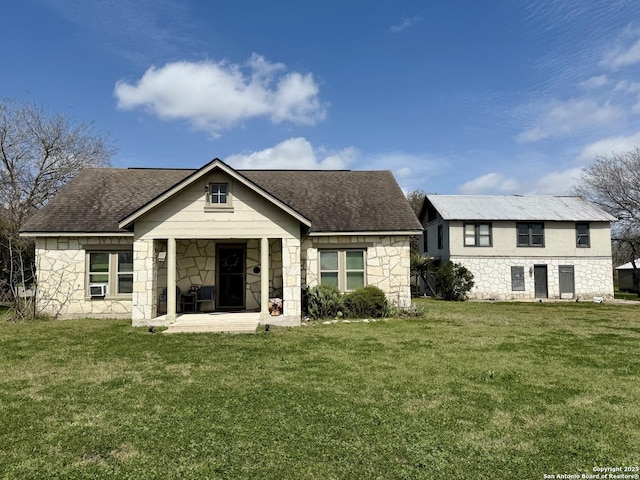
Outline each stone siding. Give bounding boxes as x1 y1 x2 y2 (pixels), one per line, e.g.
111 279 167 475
302 235 413 307
132 239 155 322
35 236 133 319
452 256 614 300
136 238 286 323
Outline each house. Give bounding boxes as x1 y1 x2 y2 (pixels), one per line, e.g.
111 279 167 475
615 259 639 292
20 159 422 326
419 195 616 301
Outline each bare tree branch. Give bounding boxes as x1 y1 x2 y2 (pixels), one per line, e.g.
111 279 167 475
0 98 116 310
576 148 640 291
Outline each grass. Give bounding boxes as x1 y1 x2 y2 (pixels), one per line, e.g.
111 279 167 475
615 290 639 301
0 300 639 479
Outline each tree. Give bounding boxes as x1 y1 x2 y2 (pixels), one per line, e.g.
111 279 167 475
406 188 427 256
576 148 640 291
406 188 427 218
435 261 474 301
410 252 435 296
0 98 115 311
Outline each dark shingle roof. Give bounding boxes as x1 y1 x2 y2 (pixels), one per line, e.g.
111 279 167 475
21 167 422 234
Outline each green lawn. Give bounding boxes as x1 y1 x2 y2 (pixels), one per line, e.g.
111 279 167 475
615 290 639 301
1 300 639 479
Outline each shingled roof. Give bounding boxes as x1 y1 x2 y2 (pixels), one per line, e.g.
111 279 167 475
21 164 422 234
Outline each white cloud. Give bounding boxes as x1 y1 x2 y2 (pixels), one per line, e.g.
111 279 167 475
578 131 640 161
364 151 450 193
526 168 583 195
613 80 640 93
225 140 450 193
457 173 519 194
602 35 640 69
578 75 608 89
225 137 357 170
518 98 624 142
114 54 326 136
389 16 423 33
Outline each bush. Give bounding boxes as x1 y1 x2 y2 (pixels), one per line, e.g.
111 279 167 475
344 285 389 318
305 284 344 319
435 261 474 301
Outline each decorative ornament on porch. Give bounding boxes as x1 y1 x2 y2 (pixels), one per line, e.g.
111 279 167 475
268 297 283 316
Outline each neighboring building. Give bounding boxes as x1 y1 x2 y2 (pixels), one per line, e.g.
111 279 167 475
419 195 616 301
20 159 422 326
616 259 640 292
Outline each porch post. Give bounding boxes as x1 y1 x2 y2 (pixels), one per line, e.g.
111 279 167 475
260 237 269 316
167 237 177 322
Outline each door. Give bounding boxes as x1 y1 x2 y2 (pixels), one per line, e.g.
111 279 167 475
217 245 246 310
534 264 548 298
559 265 575 299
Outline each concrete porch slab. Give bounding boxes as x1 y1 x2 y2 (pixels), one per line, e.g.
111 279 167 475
164 312 260 334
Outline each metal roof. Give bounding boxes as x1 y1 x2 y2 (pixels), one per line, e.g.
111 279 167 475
615 259 640 270
426 195 617 222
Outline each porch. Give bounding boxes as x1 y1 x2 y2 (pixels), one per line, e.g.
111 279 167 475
132 236 302 327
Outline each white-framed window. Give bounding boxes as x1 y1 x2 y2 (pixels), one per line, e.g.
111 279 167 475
319 249 366 291
205 182 234 211
209 183 229 204
87 249 133 297
464 223 492 247
117 251 134 294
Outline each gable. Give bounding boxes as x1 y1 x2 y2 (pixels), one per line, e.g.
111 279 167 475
132 169 303 239
119 159 311 230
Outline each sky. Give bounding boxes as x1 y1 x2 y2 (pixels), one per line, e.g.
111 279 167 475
3 0 640 195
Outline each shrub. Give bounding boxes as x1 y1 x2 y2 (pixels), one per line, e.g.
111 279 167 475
435 261 474 301
305 284 344 319
344 285 389 318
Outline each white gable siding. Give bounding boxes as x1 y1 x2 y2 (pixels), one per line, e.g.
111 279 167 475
134 172 300 241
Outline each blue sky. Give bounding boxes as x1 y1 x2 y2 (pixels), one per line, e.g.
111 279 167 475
3 0 640 194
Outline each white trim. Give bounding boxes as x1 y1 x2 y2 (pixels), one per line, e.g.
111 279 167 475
118 159 312 229
308 230 422 236
21 232 134 238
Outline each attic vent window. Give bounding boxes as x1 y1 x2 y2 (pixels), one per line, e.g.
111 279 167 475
209 183 228 204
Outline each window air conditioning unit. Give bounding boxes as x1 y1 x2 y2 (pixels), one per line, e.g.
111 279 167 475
89 283 108 298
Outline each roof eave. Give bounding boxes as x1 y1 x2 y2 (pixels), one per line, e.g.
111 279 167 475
20 231 134 238
308 229 423 236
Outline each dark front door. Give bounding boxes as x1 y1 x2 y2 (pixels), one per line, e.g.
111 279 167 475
217 245 246 310
534 264 548 298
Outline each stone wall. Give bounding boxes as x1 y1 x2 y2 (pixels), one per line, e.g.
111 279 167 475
151 238 284 316
453 256 614 300
302 235 413 307
35 236 133 319
132 239 155 322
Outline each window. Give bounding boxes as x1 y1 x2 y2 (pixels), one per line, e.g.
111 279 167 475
464 223 492 247
437 225 444 249
517 222 544 247
576 223 590 247
319 250 365 291
511 266 525 291
422 230 428 252
117 251 133 294
87 250 133 297
209 183 228 204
